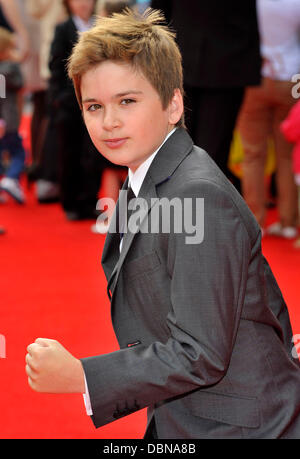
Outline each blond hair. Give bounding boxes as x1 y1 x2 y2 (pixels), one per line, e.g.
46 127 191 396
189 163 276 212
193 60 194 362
68 8 184 126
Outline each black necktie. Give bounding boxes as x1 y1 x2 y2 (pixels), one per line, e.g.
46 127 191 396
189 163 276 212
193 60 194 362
119 184 136 241
107 185 136 299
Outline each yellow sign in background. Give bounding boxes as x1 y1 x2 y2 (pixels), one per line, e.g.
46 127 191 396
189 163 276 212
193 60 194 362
228 130 276 178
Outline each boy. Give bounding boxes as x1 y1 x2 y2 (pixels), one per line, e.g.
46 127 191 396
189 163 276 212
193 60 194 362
26 9 300 439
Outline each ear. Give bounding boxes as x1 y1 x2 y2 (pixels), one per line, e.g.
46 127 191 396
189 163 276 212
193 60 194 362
167 88 184 125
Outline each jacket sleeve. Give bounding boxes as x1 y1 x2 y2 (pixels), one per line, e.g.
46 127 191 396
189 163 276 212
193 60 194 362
48 22 77 111
81 179 252 428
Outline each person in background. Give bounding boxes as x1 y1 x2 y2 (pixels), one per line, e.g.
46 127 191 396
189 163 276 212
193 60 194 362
24 0 67 200
0 114 5 232
150 0 262 193
0 0 30 61
0 113 6 215
48 0 103 220
25 0 67 83
0 1 30 204
98 0 134 15
0 27 26 204
237 0 300 238
281 99 300 247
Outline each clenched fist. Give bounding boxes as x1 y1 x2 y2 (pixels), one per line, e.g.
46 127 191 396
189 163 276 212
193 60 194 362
25 338 85 393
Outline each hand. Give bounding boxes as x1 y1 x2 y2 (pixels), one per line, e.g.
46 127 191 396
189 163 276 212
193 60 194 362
25 338 85 393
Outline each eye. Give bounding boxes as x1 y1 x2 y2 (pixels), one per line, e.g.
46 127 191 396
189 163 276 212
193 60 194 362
120 98 136 106
87 103 102 112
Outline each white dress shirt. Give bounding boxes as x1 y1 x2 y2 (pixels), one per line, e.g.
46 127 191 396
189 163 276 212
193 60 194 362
83 128 176 415
128 128 176 195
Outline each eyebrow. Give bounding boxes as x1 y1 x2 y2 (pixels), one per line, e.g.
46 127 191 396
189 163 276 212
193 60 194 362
82 90 143 104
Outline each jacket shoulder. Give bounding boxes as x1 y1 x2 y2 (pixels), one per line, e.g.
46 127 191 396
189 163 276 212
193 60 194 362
165 146 260 244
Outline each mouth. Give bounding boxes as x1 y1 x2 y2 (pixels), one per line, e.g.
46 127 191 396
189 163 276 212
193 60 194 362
103 138 128 149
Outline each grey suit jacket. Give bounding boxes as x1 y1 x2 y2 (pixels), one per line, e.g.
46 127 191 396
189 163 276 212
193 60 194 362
81 128 300 439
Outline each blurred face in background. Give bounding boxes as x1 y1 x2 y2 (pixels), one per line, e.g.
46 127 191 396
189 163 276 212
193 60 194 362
67 0 95 21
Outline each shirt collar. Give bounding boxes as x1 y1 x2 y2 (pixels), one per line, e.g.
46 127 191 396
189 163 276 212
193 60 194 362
128 128 176 197
72 15 94 32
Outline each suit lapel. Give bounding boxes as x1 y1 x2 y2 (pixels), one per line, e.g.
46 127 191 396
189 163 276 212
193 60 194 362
112 175 158 289
101 177 129 282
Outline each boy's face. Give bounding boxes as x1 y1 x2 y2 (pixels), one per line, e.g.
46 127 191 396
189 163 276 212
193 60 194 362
81 60 183 172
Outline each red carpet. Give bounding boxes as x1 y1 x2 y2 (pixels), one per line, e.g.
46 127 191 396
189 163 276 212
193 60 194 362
0 189 147 438
0 114 146 438
0 117 299 439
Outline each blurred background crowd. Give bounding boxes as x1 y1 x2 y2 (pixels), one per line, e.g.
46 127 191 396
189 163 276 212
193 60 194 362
0 0 299 246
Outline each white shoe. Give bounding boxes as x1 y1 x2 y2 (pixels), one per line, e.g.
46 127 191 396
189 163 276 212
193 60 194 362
0 177 25 204
36 179 60 202
266 222 298 239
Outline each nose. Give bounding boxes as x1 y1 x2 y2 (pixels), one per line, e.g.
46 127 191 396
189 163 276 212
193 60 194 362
102 106 121 131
